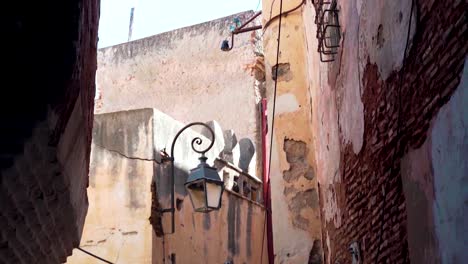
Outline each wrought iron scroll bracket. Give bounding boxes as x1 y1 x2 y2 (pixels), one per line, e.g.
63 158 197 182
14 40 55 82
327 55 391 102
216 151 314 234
160 122 215 235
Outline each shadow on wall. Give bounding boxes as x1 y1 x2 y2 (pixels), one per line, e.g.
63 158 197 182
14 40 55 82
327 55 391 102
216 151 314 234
70 108 266 264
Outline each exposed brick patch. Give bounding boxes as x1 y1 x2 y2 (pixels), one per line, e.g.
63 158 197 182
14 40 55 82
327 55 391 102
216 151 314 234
283 138 317 230
283 139 315 182
290 189 319 230
322 0 467 263
272 63 294 82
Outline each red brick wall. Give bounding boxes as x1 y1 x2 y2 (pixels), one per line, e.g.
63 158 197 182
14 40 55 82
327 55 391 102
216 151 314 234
321 0 467 263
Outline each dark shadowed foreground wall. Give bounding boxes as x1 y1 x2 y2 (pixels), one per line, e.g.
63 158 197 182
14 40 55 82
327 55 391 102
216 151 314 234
1 0 99 263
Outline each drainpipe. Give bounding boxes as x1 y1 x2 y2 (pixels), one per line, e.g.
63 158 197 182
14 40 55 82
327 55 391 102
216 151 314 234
261 98 274 264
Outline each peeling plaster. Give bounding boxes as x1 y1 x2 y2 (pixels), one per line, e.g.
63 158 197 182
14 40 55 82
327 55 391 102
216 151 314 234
289 189 319 230
268 138 314 264
283 138 314 182
358 0 416 80
337 0 364 154
263 2 322 262
322 185 342 228
272 63 294 82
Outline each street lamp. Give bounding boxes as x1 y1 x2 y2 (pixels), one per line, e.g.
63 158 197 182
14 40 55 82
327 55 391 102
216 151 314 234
161 122 224 234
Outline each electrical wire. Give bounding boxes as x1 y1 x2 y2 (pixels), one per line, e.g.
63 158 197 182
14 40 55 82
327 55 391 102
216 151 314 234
77 247 114 264
260 0 284 263
263 0 305 31
374 0 415 262
255 0 262 11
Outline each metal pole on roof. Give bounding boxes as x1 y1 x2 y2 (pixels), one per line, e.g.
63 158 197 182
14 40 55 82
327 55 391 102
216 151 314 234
128 7 135 42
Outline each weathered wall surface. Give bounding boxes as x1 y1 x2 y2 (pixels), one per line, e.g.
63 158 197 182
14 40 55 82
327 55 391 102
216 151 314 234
153 189 268 264
301 0 467 263
95 11 262 167
1 0 99 262
149 109 268 264
261 0 323 263
67 109 267 263
401 60 468 264
67 109 155 263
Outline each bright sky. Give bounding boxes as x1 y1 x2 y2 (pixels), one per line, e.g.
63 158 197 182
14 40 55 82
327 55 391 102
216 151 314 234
98 0 261 48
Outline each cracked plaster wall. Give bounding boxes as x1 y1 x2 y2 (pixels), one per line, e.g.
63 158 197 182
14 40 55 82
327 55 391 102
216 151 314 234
66 109 155 264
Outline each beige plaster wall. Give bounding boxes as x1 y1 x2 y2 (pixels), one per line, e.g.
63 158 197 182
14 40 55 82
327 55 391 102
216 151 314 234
66 109 155 263
66 108 268 263
150 109 268 264
95 11 260 143
154 190 268 264
261 0 322 263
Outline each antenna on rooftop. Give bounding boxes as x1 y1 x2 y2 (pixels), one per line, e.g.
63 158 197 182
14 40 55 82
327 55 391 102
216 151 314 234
128 5 135 42
128 7 135 42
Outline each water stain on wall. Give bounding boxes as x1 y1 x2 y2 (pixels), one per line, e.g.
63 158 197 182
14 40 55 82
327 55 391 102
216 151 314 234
227 194 242 256
246 202 253 257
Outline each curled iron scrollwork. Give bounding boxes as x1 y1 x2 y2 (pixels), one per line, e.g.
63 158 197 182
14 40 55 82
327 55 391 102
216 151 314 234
170 122 215 158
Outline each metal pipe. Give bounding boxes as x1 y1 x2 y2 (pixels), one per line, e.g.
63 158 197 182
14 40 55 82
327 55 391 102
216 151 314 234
261 99 275 264
222 12 263 51
263 0 306 31
234 25 263 34
236 11 262 31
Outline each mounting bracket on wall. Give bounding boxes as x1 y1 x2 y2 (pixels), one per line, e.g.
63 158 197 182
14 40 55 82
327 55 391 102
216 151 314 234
221 11 262 51
313 0 341 62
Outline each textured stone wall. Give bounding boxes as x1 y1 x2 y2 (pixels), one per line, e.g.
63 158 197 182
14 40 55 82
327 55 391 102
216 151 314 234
95 11 263 177
302 0 466 263
1 0 99 263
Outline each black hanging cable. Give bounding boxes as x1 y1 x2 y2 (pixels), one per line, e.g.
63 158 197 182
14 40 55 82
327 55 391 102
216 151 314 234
267 0 283 203
260 0 284 263
374 0 415 262
263 0 305 31
77 247 114 264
